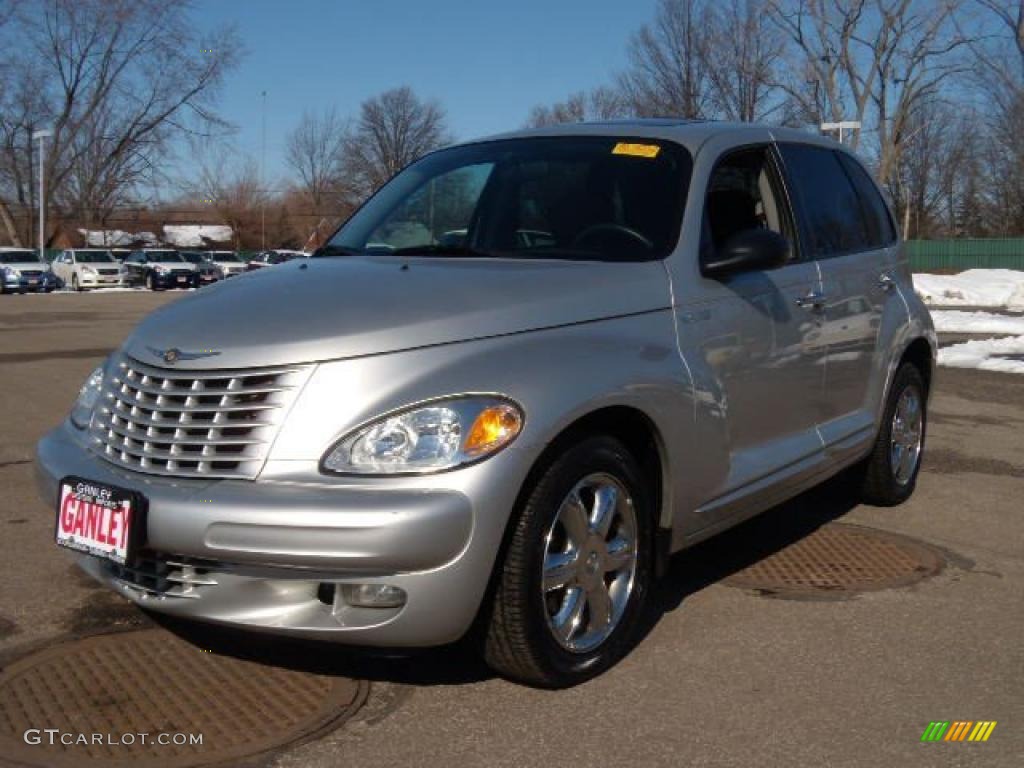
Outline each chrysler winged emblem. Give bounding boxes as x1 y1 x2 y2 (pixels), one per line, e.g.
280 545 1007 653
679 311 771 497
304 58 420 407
146 346 221 364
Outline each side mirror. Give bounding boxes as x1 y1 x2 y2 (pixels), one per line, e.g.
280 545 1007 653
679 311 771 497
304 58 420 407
702 228 790 278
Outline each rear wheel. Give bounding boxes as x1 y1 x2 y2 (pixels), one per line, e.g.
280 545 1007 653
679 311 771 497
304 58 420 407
484 436 652 688
859 363 927 506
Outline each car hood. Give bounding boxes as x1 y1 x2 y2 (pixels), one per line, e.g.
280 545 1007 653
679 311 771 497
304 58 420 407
122 256 672 369
2 261 50 271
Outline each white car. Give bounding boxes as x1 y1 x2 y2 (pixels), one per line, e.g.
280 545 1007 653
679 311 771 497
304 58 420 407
203 250 247 277
51 249 123 291
0 247 57 293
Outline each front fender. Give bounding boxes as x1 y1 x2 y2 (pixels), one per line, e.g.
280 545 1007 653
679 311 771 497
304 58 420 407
266 311 695 529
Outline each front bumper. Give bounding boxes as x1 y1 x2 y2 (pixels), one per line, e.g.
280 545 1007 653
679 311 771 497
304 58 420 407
36 422 500 646
79 273 122 288
4 273 56 292
152 272 197 289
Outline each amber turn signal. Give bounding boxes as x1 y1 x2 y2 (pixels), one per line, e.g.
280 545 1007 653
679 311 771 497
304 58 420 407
464 404 523 457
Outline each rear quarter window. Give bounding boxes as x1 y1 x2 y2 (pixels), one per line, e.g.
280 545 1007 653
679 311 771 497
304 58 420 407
836 152 897 248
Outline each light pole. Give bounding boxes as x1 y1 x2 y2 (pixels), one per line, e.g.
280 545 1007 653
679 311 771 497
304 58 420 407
32 129 53 263
260 90 267 251
820 120 861 144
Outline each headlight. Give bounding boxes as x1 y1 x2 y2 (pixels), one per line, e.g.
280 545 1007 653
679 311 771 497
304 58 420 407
81 266 97 275
70 365 105 429
154 265 168 274
4 267 20 278
322 396 524 475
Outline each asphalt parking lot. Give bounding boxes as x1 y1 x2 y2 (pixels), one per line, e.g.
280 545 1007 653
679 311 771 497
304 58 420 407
0 291 1021 768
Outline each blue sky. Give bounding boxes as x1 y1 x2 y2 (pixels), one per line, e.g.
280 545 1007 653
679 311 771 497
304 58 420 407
190 0 660 183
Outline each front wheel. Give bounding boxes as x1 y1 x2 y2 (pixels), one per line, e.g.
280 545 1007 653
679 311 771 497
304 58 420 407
484 436 652 688
145 273 158 291
859 362 927 506
71 274 81 292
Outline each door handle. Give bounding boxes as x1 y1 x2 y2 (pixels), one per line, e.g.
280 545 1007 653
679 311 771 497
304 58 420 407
878 272 895 291
795 290 827 310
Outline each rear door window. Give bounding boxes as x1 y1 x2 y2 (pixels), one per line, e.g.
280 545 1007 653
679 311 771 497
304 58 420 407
777 143 869 258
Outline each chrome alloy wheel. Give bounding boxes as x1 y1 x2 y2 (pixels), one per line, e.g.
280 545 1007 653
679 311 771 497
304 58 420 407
541 473 638 654
890 385 923 486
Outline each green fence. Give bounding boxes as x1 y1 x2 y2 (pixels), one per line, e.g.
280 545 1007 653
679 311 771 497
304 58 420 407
906 239 1024 272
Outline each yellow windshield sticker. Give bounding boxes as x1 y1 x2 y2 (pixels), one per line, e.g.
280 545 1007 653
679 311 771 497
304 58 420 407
612 142 661 158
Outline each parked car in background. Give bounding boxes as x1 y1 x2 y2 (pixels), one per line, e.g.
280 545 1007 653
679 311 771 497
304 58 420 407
36 121 935 688
180 251 222 286
120 249 198 290
0 247 57 293
203 250 247 277
51 249 122 291
246 249 307 271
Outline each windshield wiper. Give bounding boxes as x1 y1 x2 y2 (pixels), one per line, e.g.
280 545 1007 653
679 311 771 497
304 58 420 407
390 244 493 258
313 244 365 257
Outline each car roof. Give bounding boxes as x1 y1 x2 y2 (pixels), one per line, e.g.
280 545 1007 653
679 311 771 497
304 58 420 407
465 118 842 154
0 246 37 252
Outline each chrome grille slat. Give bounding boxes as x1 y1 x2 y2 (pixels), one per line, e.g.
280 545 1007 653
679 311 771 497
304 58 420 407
90 354 309 479
111 379 294 397
106 389 280 414
93 408 276 430
92 416 264 447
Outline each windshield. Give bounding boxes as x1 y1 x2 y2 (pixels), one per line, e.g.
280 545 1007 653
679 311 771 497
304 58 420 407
321 136 691 262
210 252 241 262
0 251 37 264
145 251 185 263
180 252 205 263
76 251 115 263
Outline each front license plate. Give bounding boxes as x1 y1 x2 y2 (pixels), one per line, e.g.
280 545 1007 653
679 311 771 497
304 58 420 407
28 279 38 285
55 477 145 565
177 276 187 283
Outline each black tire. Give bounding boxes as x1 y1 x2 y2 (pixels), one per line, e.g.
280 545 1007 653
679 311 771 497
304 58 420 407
145 272 158 291
484 436 653 688
859 362 927 506
71 274 80 292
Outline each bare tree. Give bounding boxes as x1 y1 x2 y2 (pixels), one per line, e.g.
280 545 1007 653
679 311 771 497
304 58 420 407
184 146 269 250
525 87 629 127
341 87 452 201
0 0 242 244
770 0 978 186
618 0 715 118
285 109 347 209
704 0 787 121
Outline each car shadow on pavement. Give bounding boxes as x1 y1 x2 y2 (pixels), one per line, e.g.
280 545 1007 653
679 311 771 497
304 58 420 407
634 468 863 644
148 469 863 688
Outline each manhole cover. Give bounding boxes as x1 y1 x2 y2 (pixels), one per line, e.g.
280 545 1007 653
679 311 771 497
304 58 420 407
0 629 366 767
722 523 944 598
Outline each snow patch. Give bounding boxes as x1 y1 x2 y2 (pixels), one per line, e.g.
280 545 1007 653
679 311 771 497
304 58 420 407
162 224 233 248
913 270 1024 310
79 229 159 247
939 336 1024 374
930 310 1024 335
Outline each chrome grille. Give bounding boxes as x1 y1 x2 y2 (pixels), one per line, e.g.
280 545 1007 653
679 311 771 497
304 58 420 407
103 554 218 600
22 270 43 278
89 355 310 479
98 268 119 275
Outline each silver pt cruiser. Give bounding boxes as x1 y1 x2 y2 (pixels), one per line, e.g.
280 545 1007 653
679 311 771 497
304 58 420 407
36 120 935 687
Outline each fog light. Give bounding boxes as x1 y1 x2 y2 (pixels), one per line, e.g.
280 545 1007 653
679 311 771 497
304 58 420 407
341 583 407 608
